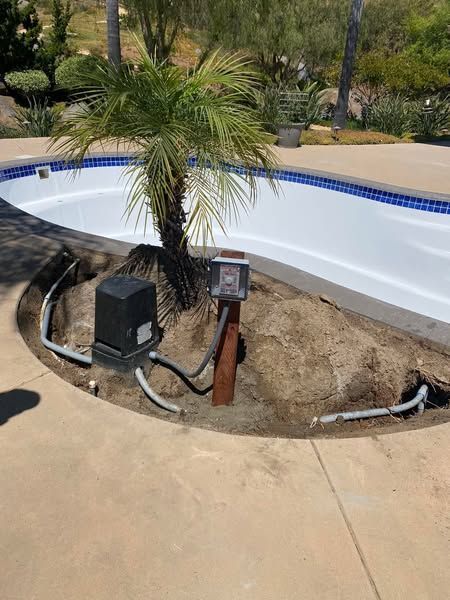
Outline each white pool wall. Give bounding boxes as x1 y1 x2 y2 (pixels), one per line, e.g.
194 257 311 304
1 161 450 323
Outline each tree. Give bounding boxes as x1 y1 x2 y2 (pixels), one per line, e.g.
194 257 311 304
333 0 365 129
359 0 435 54
0 0 42 76
406 1 450 72
0 0 21 76
191 0 347 82
48 0 72 60
123 0 193 62
107 0 121 67
18 0 43 68
124 0 346 78
38 0 73 78
52 50 277 308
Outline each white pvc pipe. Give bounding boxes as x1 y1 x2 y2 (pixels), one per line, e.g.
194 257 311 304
318 384 428 424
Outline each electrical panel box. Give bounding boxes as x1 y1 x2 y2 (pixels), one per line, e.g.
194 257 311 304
92 275 159 373
208 257 250 302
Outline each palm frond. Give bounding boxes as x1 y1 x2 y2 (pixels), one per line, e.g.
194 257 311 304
51 48 279 251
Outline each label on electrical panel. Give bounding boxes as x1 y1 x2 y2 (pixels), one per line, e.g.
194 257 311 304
137 321 152 345
219 265 240 296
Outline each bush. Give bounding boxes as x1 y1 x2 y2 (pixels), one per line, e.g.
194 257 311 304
367 94 413 137
299 82 328 130
4 70 50 98
0 124 22 139
409 95 450 137
256 86 282 134
383 54 449 96
13 98 63 137
352 51 449 101
55 55 102 90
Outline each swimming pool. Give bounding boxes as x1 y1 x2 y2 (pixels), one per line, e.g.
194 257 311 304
1 155 450 323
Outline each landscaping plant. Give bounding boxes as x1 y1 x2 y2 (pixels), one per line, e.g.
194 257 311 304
4 70 51 99
256 85 283 134
13 98 63 137
52 48 277 308
55 55 103 90
410 95 450 137
366 93 413 137
300 82 328 129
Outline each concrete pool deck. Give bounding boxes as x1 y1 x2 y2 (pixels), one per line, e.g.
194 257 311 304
1 136 450 194
0 139 449 599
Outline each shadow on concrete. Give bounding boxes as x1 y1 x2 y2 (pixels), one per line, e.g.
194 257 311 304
0 388 40 425
0 196 133 299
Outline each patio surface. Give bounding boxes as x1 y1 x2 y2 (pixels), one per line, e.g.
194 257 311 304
0 139 449 599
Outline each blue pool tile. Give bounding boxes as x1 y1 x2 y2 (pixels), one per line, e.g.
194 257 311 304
1 155 448 216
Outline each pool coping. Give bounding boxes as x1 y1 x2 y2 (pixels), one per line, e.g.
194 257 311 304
1 151 449 204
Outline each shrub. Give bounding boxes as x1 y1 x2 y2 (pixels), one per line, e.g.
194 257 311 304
0 124 22 139
55 54 102 90
383 54 449 96
256 86 283 134
4 70 50 97
13 98 63 137
367 94 413 137
298 82 328 130
409 95 450 137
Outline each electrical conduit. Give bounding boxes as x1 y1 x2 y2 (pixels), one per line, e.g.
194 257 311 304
40 258 93 365
318 384 428 424
135 367 181 413
149 303 230 378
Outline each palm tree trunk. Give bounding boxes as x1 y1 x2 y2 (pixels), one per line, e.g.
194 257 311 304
333 0 365 129
106 0 121 68
155 181 201 309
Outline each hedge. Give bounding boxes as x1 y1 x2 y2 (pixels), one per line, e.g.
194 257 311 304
4 70 50 97
55 55 102 90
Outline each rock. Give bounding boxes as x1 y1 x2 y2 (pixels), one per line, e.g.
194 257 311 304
0 95 18 127
319 293 341 310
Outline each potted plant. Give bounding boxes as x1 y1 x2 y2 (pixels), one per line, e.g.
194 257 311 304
256 86 305 148
277 94 305 148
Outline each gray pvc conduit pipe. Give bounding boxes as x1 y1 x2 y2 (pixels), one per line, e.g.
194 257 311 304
318 384 428 424
135 367 181 413
40 257 93 365
149 303 230 379
40 258 79 325
41 302 93 365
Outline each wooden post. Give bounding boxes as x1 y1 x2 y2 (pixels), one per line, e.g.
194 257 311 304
212 250 244 406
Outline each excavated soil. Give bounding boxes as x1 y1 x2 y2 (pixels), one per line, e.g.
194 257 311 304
18 246 450 439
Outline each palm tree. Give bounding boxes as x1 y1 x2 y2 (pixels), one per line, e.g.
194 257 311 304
106 0 121 67
52 48 277 308
333 0 365 128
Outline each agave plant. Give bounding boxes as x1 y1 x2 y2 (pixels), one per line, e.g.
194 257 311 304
410 95 450 137
256 85 283 134
300 82 328 130
52 47 277 308
13 99 63 137
366 94 413 137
